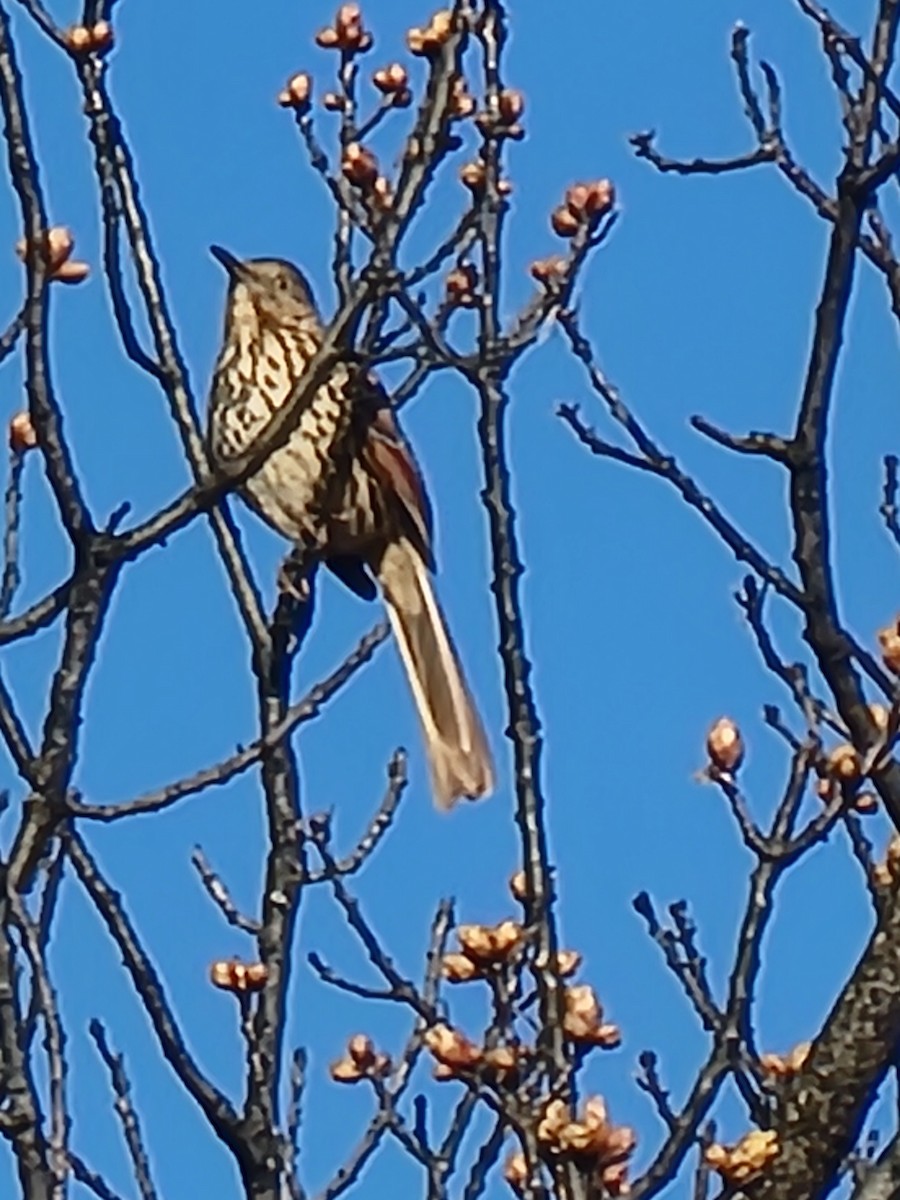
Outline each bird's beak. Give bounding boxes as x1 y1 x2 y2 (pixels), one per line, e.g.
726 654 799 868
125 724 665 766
210 244 249 283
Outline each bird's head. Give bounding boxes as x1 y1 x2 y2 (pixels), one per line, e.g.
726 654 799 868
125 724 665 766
210 245 317 325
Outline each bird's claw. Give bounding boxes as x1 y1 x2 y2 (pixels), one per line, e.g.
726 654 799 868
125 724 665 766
277 547 317 603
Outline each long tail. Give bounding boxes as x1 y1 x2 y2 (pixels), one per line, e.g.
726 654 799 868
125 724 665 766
376 537 494 809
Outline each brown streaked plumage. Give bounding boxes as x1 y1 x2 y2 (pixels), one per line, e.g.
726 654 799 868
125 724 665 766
206 246 493 809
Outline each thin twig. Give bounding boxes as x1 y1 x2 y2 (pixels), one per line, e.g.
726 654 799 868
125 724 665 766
191 848 260 934
68 832 241 1146
315 902 453 1200
306 750 407 882
0 448 25 617
8 888 68 1192
89 1020 158 1200
284 1048 308 1200
68 1153 127 1200
69 623 387 821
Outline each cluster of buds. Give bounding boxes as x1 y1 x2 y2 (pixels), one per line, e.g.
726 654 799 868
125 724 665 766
441 951 485 983
529 255 567 288
64 20 113 55
444 264 478 309
814 707 889 814
441 919 523 982
878 616 900 674
705 716 744 777
209 959 268 993
8 412 37 453
476 89 525 140
532 1097 634 1195
443 897 582 983
316 4 372 53
407 10 453 57
563 985 621 1049
704 1129 779 1185
759 1041 811 1078
16 227 89 284
458 919 523 964
278 72 313 113
423 1023 527 1083
551 180 616 238
872 834 900 888
459 160 512 198
372 63 412 107
423 1023 482 1077
341 143 392 207
816 770 878 813
329 1034 390 1083
449 76 475 119
816 742 879 813
342 141 378 186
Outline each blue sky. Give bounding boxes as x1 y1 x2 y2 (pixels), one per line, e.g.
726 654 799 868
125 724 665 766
0 0 895 1196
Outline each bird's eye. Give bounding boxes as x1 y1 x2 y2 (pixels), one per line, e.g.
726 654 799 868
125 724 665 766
276 274 289 291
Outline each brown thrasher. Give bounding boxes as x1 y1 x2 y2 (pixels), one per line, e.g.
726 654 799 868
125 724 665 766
206 247 494 809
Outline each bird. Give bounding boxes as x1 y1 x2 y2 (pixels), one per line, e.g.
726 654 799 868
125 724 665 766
206 246 494 809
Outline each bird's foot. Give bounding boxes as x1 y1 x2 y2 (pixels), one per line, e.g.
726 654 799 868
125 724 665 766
277 545 318 604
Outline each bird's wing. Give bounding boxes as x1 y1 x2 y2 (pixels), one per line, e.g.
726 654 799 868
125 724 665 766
363 403 435 571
